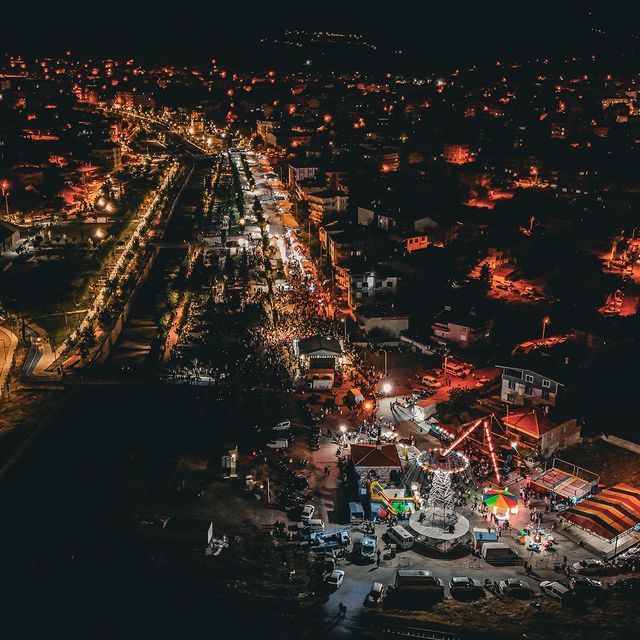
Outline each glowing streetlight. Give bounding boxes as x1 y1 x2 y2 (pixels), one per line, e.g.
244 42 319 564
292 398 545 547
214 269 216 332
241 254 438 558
1 180 10 219
541 316 551 339
382 382 392 394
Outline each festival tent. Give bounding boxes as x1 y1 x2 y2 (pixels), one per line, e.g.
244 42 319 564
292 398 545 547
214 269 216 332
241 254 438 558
561 484 640 541
530 467 595 502
483 489 518 511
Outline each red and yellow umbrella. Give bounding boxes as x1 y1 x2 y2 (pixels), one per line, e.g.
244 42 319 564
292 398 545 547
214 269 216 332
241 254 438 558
482 489 518 510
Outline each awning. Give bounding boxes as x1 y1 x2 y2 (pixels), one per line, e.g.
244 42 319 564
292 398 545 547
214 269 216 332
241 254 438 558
561 484 640 541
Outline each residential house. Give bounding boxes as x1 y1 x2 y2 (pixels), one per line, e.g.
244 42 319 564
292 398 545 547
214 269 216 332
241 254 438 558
432 305 494 348
307 189 349 225
358 305 410 339
347 262 399 308
288 162 319 187
498 362 562 407
319 222 366 266
502 410 581 457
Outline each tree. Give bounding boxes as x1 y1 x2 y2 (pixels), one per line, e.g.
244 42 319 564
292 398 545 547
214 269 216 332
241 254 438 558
479 263 492 286
159 311 172 334
78 325 96 361
437 388 479 422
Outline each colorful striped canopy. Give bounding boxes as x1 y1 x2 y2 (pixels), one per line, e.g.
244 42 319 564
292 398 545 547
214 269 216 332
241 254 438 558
482 489 518 510
561 484 640 541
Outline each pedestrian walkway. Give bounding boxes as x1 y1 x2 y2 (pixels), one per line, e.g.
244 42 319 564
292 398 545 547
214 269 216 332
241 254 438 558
22 324 60 380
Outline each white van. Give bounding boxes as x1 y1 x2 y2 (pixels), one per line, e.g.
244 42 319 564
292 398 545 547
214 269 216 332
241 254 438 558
443 362 470 378
540 581 570 601
387 525 414 550
421 374 441 388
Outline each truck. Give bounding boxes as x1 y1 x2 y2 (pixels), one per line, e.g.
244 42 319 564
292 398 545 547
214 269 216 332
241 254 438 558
481 542 523 565
309 528 352 548
385 570 445 608
357 535 377 563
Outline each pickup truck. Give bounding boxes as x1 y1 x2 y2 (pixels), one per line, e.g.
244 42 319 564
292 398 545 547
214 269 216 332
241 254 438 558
310 530 352 548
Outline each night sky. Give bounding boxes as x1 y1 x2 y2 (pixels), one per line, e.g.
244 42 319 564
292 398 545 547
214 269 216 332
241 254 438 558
3 2 640 69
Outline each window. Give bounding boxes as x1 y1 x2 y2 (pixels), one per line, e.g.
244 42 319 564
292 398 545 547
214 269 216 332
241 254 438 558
542 390 550 400
542 379 551 388
508 380 516 391
507 393 516 403
386 281 393 287
525 374 534 383
525 385 533 395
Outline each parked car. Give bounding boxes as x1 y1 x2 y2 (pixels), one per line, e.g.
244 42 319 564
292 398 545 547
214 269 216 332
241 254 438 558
326 569 345 589
266 439 288 449
570 576 603 596
365 581 385 607
571 559 607 575
449 576 483 590
421 374 441 389
498 579 533 597
540 581 570 601
301 504 315 522
272 420 291 431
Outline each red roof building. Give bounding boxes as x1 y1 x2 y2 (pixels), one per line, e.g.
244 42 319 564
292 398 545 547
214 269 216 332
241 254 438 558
350 444 402 482
502 410 581 457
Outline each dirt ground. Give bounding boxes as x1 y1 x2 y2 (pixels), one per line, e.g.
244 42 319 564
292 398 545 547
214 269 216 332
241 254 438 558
0 388 63 467
561 439 640 487
376 594 640 640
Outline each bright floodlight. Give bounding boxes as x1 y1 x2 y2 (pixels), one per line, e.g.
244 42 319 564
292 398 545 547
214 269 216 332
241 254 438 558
339 424 347 433
382 382 392 394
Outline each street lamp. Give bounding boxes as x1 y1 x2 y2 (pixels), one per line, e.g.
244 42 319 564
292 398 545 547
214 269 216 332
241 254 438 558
380 348 389 379
1 180 10 219
541 316 551 340
382 382 392 395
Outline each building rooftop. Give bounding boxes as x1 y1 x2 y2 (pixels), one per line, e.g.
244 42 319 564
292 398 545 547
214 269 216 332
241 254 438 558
502 410 557 438
350 443 402 468
297 335 342 356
